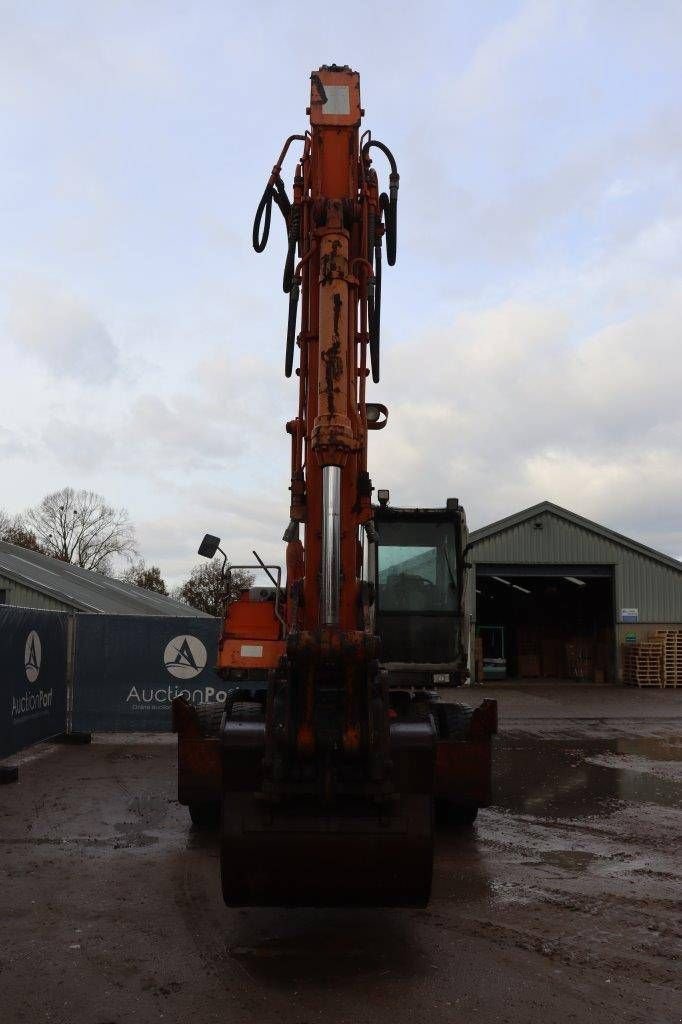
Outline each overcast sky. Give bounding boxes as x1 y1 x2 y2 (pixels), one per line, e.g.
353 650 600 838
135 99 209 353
2 0 681 583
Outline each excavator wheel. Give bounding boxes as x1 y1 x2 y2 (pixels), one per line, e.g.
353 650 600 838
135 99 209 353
193 701 225 736
433 702 479 827
434 799 478 827
185 701 225 828
189 801 221 829
433 701 474 740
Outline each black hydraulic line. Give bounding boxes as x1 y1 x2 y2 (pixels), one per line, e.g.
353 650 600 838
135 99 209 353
283 206 300 293
283 235 296 293
369 240 382 383
285 280 300 378
362 139 399 266
252 175 291 254
252 183 273 253
381 186 398 267
366 206 378 379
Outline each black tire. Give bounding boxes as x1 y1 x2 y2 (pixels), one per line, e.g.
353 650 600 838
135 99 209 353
435 799 478 827
194 701 225 737
229 701 264 720
433 701 474 740
189 801 221 829
0 764 19 785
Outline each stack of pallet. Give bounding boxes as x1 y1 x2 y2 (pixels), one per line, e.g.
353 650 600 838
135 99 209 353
622 641 663 687
474 637 484 684
516 627 541 678
518 637 541 678
651 629 682 688
566 640 594 681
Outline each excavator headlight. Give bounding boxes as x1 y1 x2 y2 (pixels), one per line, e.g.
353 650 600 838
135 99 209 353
365 403 388 430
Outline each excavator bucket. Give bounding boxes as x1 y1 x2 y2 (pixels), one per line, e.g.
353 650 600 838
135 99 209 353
219 718 435 908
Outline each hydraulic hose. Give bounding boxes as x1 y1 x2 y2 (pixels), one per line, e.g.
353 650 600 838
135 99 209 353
252 134 305 254
369 240 382 383
285 280 300 378
362 139 399 266
283 206 300 294
252 175 291 253
252 183 273 253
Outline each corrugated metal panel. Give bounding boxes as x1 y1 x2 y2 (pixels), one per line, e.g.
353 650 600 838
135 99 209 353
469 510 682 623
0 541 210 617
0 573 72 612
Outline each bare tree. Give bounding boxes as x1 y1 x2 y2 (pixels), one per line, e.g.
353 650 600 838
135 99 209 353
0 511 44 552
25 487 137 573
174 558 253 616
121 560 168 595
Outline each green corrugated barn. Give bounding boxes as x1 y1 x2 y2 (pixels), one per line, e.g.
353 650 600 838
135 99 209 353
467 501 682 683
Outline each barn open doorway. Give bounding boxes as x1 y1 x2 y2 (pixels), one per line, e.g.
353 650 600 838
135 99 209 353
476 564 615 683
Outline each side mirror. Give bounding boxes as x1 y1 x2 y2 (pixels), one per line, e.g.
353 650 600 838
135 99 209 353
198 533 221 559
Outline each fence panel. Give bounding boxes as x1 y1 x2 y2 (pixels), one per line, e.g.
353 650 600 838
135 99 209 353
72 615 226 731
0 607 68 758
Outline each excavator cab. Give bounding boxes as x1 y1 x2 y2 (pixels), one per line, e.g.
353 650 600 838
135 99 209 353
365 497 497 826
369 498 468 691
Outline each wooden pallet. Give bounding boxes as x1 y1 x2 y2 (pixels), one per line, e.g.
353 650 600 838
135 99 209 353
622 641 663 687
651 630 682 688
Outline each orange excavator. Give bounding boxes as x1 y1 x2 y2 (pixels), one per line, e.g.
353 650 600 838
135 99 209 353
172 66 497 907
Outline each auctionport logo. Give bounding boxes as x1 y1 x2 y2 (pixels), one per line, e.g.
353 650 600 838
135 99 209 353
163 635 207 679
24 630 41 682
125 683 229 710
124 633 219 711
13 629 52 721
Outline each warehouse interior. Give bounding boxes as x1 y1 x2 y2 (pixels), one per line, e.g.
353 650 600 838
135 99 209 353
476 566 615 682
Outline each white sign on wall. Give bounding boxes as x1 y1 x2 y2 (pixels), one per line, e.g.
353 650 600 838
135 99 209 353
621 608 639 623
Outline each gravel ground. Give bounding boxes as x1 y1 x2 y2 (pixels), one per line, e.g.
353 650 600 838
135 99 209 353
1 683 680 1024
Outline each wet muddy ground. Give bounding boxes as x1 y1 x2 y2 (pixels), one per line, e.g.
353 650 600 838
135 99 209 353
1 684 680 1024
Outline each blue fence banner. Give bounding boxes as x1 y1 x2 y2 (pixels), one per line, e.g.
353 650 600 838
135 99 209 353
0 607 69 758
72 615 225 731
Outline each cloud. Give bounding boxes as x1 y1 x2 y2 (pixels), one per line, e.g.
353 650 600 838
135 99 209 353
372 289 682 556
41 418 113 472
2 2 682 583
32 348 285 477
448 0 561 117
136 483 290 586
0 426 28 458
7 281 121 384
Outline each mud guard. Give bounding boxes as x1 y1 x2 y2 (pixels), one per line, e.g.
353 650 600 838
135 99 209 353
434 699 498 808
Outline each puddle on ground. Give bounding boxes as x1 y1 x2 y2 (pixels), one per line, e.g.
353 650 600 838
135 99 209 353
226 912 431 986
126 793 169 825
614 736 682 760
492 735 682 818
113 821 160 847
538 849 598 872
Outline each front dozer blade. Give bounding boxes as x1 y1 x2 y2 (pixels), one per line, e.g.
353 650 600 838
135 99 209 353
220 719 435 908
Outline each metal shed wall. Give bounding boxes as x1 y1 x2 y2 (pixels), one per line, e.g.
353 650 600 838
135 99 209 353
0 574 73 613
467 510 682 624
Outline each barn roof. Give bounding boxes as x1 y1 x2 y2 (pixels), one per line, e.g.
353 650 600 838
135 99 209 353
0 541 210 616
468 500 682 574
